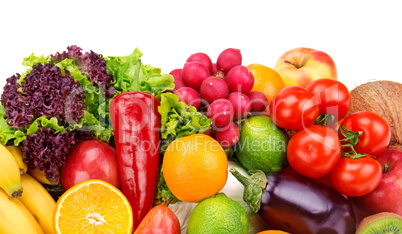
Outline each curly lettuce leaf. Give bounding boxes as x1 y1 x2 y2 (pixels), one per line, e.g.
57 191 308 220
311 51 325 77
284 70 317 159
106 48 142 92
106 48 174 99
54 58 99 113
0 105 25 145
0 107 70 146
158 92 212 153
17 54 50 85
139 64 175 98
27 117 65 135
55 58 96 90
24 110 112 143
55 59 112 142
70 111 113 142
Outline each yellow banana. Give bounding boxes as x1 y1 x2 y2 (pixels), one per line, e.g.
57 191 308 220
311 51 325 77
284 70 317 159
0 143 23 198
28 167 60 185
0 188 44 234
17 173 56 234
6 145 28 174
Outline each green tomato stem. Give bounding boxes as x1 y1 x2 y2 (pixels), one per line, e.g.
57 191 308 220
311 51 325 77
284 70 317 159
314 114 337 127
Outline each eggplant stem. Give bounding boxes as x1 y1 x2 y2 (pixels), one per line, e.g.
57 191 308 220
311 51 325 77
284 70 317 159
229 168 249 186
229 168 268 213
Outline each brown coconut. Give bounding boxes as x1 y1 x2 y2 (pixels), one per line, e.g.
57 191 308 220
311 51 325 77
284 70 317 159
347 80 402 151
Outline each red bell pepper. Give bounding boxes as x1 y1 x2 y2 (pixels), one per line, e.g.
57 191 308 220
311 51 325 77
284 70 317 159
110 91 161 230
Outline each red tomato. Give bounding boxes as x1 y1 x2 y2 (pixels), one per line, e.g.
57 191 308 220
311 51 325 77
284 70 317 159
269 86 319 131
329 156 382 197
287 125 341 178
339 111 391 156
306 79 351 120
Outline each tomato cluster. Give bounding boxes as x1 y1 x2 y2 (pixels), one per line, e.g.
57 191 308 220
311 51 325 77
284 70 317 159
269 78 391 197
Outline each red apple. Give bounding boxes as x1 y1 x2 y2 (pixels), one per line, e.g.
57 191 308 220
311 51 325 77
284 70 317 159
61 140 120 191
274 47 337 87
134 204 181 234
348 148 402 222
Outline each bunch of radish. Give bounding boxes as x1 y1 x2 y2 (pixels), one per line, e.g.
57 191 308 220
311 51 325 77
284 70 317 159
169 48 268 148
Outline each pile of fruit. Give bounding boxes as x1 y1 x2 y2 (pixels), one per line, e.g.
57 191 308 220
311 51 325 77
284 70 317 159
0 46 401 234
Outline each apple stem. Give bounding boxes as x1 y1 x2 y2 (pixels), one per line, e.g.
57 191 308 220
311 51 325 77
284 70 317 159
165 197 174 206
383 163 391 174
284 60 300 69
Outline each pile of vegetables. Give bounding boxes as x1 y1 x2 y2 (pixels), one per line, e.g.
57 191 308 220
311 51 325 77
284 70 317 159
0 45 212 233
2 45 401 233
0 46 174 183
0 46 112 182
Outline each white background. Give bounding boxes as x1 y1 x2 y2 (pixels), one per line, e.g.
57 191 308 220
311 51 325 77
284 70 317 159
1 1 401 91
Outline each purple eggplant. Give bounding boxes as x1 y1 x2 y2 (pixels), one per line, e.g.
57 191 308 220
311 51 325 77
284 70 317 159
230 168 356 234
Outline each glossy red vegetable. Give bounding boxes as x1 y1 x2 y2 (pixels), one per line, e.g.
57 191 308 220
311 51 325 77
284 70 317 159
110 91 161 230
329 156 382 197
339 111 391 156
306 78 351 120
269 86 319 131
287 125 341 179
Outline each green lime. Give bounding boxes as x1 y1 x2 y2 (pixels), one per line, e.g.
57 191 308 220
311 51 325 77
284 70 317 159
236 115 289 173
187 193 248 234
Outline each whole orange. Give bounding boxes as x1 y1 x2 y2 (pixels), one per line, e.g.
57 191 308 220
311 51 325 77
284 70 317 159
162 134 228 203
247 63 286 104
257 231 290 234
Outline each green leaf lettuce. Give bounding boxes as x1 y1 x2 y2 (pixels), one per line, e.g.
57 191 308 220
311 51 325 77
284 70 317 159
106 48 175 99
158 92 212 153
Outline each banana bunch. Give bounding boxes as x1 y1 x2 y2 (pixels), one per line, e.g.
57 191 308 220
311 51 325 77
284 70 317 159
17 173 56 234
6 146 28 174
0 144 57 234
28 167 60 185
0 143 23 197
0 188 44 233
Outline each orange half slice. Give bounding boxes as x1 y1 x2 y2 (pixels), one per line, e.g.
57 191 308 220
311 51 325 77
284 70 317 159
53 179 133 234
